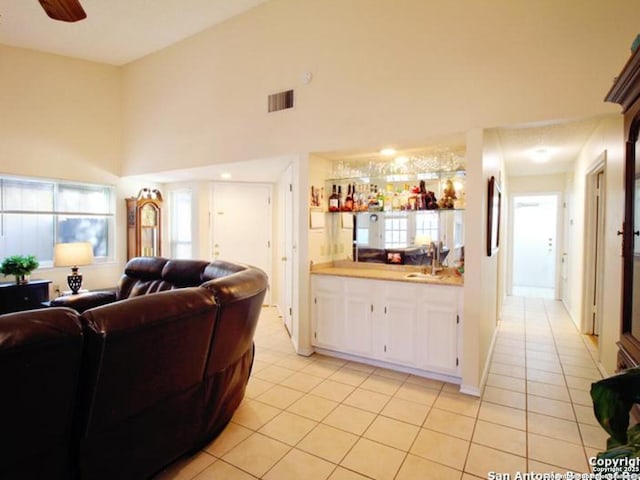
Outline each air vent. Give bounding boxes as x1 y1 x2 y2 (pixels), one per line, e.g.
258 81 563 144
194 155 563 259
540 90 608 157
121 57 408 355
268 89 294 112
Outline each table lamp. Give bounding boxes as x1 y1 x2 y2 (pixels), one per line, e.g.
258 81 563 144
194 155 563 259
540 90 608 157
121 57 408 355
53 242 94 294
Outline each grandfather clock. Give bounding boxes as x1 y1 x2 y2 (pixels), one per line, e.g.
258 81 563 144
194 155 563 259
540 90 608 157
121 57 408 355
126 188 163 260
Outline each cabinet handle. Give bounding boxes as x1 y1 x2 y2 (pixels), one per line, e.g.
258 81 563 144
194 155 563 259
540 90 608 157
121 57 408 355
384 345 387 352
370 304 373 312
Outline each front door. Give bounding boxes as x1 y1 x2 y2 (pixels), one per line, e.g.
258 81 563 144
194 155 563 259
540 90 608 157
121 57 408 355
512 194 558 298
210 182 272 304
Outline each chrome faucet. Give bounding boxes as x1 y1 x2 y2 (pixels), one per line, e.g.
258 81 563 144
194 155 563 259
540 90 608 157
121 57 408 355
430 241 441 275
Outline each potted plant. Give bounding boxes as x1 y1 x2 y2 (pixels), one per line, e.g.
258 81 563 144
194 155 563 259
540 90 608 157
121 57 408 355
590 367 640 473
0 254 39 284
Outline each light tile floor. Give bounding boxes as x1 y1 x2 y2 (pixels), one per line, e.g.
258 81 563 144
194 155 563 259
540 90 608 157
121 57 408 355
155 295 606 480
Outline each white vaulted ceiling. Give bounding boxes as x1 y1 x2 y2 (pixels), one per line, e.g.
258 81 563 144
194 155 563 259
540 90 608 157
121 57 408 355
0 1 617 181
0 0 270 65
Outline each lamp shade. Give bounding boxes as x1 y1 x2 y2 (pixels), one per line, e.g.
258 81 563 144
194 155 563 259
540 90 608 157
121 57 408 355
53 242 94 267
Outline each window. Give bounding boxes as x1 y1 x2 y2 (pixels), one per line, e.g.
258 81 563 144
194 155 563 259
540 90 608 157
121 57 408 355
169 189 193 259
384 212 408 248
0 176 114 265
415 211 439 245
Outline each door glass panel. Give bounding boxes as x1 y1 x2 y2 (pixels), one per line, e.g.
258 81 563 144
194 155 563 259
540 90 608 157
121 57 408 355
632 138 640 339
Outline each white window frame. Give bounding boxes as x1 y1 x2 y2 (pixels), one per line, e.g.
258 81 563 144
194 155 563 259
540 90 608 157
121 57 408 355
0 175 115 266
169 188 193 259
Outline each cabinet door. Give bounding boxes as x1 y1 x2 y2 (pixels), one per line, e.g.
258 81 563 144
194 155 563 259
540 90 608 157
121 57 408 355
378 282 418 366
311 276 345 350
344 278 375 356
417 286 459 375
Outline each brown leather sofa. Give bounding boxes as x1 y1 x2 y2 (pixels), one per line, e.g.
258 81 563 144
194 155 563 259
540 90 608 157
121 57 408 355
0 307 84 480
1 257 268 480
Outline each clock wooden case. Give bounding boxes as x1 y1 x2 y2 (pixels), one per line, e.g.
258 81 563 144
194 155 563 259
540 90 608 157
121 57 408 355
126 189 163 260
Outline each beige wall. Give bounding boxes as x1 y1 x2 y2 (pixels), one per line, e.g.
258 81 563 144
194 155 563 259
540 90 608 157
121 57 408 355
568 116 624 374
508 174 567 194
461 129 504 393
0 45 122 182
119 0 633 176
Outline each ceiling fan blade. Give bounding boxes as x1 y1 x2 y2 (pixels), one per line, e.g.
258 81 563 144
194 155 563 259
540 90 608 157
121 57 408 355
38 0 87 22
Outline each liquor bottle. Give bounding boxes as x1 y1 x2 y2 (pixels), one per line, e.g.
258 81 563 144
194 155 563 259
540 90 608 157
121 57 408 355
377 185 385 211
328 185 339 212
392 187 401 211
368 185 379 211
344 184 354 211
337 185 343 211
419 180 427 210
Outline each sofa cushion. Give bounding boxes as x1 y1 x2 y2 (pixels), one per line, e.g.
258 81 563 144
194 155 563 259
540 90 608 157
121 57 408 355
123 256 168 280
117 257 170 299
0 307 83 479
161 259 209 287
201 259 247 282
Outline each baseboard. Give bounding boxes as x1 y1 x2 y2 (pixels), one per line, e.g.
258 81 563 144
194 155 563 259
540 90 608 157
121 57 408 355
561 298 581 332
312 347 462 386
473 325 500 398
596 361 609 379
295 343 314 357
459 384 481 397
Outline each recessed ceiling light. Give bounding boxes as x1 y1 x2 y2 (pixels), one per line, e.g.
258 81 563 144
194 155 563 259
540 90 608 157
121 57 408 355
531 148 551 163
220 172 232 179
380 148 396 156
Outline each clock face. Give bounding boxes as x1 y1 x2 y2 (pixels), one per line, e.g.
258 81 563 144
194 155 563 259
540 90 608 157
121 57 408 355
141 204 157 227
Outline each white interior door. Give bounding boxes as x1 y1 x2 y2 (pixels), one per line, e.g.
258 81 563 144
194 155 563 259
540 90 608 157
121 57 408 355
512 195 558 294
211 182 272 303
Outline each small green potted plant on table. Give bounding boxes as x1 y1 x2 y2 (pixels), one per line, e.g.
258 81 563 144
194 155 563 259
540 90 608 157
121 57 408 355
0 255 39 284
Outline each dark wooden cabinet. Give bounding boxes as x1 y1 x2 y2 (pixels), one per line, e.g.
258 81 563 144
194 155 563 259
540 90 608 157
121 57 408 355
605 46 640 369
0 280 51 314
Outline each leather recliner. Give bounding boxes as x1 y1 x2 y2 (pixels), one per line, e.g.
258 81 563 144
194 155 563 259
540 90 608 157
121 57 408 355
0 308 84 480
76 287 219 480
2 257 268 480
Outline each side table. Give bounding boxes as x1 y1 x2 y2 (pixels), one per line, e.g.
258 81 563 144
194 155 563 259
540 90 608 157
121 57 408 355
0 280 51 314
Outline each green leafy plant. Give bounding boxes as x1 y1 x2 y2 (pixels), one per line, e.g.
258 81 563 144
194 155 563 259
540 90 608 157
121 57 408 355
0 254 39 277
590 366 640 460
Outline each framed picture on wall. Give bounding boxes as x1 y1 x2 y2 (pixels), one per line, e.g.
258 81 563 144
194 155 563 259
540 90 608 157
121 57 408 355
487 175 501 257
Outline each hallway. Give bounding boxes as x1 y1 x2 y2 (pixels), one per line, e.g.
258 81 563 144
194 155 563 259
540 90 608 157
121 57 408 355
156 296 607 479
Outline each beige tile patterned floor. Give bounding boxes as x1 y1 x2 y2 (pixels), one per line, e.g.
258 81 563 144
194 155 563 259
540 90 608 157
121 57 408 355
154 295 606 480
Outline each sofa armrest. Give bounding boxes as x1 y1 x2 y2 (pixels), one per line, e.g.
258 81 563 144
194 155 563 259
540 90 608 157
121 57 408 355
50 289 117 313
201 268 268 304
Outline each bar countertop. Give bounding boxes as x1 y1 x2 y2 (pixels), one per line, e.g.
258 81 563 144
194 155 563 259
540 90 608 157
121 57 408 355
310 260 464 287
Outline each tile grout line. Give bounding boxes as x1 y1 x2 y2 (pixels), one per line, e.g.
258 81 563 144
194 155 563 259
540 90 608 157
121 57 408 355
542 299 595 473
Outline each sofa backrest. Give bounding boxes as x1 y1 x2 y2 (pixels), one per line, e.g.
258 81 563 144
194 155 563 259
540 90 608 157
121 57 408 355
201 266 268 374
76 287 218 479
116 257 209 299
78 287 217 435
0 307 84 479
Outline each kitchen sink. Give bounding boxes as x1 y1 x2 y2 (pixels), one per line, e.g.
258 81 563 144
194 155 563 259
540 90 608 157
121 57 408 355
404 272 442 280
